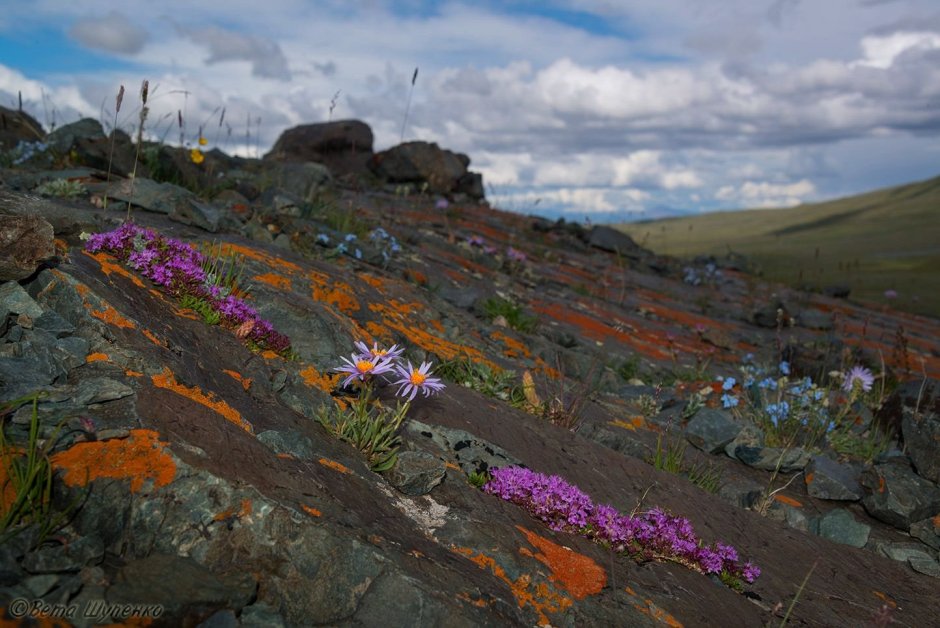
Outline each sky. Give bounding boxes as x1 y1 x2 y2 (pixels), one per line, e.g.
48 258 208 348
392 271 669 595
1 0 939 222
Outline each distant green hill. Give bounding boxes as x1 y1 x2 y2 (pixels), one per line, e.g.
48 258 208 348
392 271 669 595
615 175 940 319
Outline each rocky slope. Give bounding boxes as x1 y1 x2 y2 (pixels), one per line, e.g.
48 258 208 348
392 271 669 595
1 113 939 627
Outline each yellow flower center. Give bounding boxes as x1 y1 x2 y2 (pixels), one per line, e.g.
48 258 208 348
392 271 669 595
356 360 374 373
374 349 388 356
410 371 427 386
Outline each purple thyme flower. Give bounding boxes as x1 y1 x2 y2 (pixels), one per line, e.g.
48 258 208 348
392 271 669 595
842 366 875 393
506 246 527 263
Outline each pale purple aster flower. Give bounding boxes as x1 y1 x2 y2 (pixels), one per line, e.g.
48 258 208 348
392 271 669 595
467 235 485 247
335 354 396 388
392 361 446 401
435 198 449 210
884 289 898 299
354 341 405 362
842 366 875 393
506 246 527 263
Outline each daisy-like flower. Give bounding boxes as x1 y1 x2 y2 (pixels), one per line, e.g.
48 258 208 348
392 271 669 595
842 365 875 393
335 353 396 388
393 361 446 401
190 148 204 164
354 341 405 362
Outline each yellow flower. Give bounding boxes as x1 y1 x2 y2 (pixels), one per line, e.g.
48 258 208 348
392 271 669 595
190 148 204 164
198 136 207 146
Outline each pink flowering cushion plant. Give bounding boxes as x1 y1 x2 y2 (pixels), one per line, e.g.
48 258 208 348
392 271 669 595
85 223 291 353
391 361 446 401
483 466 760 589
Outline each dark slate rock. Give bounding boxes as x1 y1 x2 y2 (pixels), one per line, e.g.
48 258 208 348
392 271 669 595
266 119 374 179
70 377 135 405
576 420 650 461
21 535 104 574
861 461 940 530
439 284 481 310
0 281 44 320
910 557 940 578
386 451 446 496
107 177 194 215
899 379 940 483
0 213 55 281
766 500 810 532
262 161 332 204
33 309 74 338
910 515 940 550
370 141 468 194
804 455 863 501
28 269 87 327
406 419 521 475
52 336 90 370
822 284 851 298
256 429 315 460
732 445 810 472
717 478 764 510
170 198 222 233
724 424 764 459
797 309 834 330
684 408 742 454
0 105 44 151
586 226 647 260
107 554 256 623
196 609 238 628
238 602 288 628
810 509 870 548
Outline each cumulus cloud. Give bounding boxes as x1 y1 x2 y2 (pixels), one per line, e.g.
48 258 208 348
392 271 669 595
68 11 149 54
177 25 292 80
715 179 816 208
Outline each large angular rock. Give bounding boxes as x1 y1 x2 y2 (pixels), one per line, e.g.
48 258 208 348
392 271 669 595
585 226 648 260
265 119 373 179
0 213 55 281
0 105 44 152
684 408 742 454
731 445 810 472
910 515 940 550
898 379 940 483
45 117 136 176
811 509 870 548
804 455 863 501
861 461 940 529
370 141 481 197
386 451 446 496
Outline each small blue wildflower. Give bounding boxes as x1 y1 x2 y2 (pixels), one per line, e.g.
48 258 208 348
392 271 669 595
743 353 754 364
316 233 330 244
722 377 736 391
354 248 362 260
344 233 357 242
779 361 790 375
758 377 778 391
337 242 348 254
721 394 739 409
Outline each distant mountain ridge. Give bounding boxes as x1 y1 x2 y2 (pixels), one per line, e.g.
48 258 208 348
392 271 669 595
615 174 940 319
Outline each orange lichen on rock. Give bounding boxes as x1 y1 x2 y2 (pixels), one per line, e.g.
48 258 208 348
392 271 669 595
300 365 338 394
151 367 253 434
125 370 143 377
359 273 386 290
302 505 322 517
451 545 572 627
223 369 252 392
773 494 802 508
516 526 606 600
85 352 109 363
84 250 146 289
318 458 351 474
312 283 360 315
219 242 302 274
610 416 650 432
51 429 176 493
0 449 24 512
491 330 531 359
90 304 136 329
141 328 165 347
253 272 292 290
